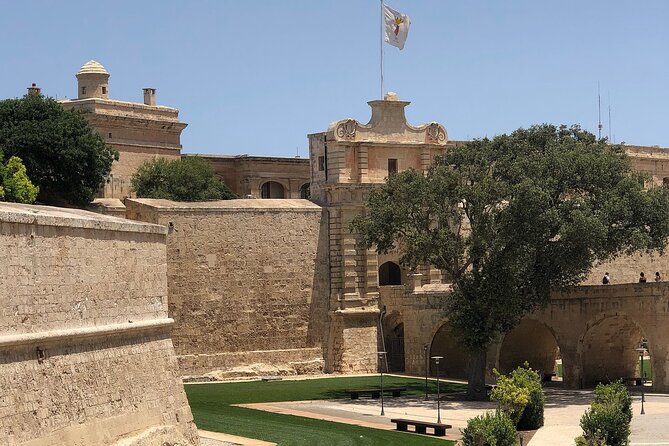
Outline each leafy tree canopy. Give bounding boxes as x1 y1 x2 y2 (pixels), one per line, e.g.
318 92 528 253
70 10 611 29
353 124 669 398
0 149 39 204
131 156 237 201
0 94 118 206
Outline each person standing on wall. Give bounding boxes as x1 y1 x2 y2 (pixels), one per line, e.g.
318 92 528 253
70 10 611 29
639 272 647 283
656 272 662 282
602 272 611 284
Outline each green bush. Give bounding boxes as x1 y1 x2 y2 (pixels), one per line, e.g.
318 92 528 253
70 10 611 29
576 381 632 446
462 411 518 446
131 156 236 201
491 363 544 430
574 434 606 446
0 150 39 204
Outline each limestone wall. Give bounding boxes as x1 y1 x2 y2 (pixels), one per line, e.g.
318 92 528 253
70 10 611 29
125 198 329 377
0 203 199 446
104 144 181 199
61 97 187 200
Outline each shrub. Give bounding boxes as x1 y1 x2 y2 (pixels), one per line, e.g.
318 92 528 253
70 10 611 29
131 156 236 201
491 372 529 426
576 381 632 446
592 380 632 424
491 363 544 430
574 434 606 446
462 411 519 446
0 150 39 204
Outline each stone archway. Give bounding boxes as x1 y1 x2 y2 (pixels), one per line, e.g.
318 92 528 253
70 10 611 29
300 183 310 199
381 313 405 373
379 261 402 286
429 322 468 379
260 181 285 198
498 318 561 383
579 313 651 388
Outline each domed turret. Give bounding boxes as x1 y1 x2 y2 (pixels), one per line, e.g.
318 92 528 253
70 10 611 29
76 60 110 99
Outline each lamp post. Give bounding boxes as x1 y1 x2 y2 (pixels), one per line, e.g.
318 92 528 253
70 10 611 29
635 344 647 415
378 351 387 416
424 344 429 400
432 356 444 423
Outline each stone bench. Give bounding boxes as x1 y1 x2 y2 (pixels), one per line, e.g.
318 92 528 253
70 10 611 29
391 418 452 436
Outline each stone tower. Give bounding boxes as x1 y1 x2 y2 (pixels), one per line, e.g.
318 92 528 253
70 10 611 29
308 92 449 373
61 60 188 200
76 60 110 99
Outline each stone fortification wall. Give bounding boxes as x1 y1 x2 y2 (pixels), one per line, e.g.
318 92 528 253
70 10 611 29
0 203 199 446
125 198 329 378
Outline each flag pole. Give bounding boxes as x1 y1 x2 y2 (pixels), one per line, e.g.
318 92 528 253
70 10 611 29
380 0 384 99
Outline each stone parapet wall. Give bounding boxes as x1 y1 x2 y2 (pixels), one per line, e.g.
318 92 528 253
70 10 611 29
0 203 198 446
126 198 330 376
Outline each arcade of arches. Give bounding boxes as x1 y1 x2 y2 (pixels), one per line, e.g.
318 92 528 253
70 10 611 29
384 284 666 391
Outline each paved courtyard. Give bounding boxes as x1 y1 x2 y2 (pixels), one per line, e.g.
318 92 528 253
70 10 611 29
236 386 669 445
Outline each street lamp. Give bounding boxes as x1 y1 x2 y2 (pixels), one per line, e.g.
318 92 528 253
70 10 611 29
635 343 647 415
424 344 429 400
378 351 387 416
432 355 444 423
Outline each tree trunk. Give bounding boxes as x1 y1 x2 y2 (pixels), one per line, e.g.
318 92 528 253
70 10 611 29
466 348 488 400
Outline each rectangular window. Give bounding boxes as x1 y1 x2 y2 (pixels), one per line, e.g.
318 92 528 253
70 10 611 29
102 86 107 94
81 86 87 95
388 159 398 176
318 155 325 172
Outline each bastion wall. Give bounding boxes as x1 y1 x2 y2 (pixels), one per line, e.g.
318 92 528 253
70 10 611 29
125 198 330 378
0 203 199 446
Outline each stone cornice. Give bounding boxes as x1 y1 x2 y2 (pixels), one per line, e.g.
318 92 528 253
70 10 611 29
88 114 188 132
0 202 166 235
0 318 174 349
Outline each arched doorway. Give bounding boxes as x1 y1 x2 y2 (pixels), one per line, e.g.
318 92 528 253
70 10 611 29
260 181 285 198
498 319 561 383
300 183 310 199
379 261 401 286
580 314 652 388
430 322 469 379
382 317 405 373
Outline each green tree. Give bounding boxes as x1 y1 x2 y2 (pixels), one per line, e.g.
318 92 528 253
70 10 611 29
0 93 118 206
131 156 236 201
0 149 39 204
352 124 669 399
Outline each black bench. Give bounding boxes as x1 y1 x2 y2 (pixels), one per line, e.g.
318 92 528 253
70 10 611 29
347 387 406 399
391 418 452 436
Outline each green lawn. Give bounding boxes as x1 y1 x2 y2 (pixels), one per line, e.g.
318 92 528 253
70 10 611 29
185 375 465 446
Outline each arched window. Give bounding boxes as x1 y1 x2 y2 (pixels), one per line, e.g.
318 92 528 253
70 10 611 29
663 177 669 188
300 183 311 199
379 261 402 286
260 181 285 199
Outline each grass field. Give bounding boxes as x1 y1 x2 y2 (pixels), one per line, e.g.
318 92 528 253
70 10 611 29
186 375 465 446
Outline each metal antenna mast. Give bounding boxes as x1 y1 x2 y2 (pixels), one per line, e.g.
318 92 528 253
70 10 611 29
597 82 603 140
608 102 612 143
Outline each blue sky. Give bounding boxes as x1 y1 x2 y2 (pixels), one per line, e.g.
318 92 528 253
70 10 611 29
1 1 667 155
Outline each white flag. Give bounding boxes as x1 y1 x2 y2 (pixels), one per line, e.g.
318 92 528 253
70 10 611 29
383 4 410 50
